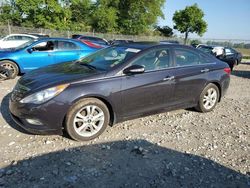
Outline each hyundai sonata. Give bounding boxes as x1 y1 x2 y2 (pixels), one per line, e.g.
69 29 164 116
9 43 231 141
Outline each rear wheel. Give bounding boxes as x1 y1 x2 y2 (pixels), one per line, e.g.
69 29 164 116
196 83 219 113
65 98 110 141
0 60 19 79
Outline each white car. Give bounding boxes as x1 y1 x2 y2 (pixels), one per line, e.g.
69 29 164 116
0 34 38 49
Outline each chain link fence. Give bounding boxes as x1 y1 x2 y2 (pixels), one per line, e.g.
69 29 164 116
0 25 183 43
1 25 249 45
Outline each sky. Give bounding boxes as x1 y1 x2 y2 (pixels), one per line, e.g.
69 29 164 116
158 0 250 40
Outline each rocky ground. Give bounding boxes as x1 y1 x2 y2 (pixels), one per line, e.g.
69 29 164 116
0 63 249 188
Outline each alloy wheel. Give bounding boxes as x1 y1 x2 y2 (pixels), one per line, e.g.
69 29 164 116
73 105 105 137
203 88 217 110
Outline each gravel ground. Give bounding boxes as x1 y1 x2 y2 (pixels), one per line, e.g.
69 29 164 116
0 63 249 188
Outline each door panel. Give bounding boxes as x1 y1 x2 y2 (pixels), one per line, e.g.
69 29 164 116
20 51 55 72
172 48 212 106
121 69 175 118
53 41 83 63
172 65 208 105
53 50 81 63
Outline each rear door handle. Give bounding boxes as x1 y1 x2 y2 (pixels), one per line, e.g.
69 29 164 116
201 68 209 73
163 76 175 81
48 53 53 56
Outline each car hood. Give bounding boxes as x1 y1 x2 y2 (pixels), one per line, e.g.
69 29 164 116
17 62 106 93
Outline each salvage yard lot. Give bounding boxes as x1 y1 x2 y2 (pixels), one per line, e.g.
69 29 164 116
0 63 249 187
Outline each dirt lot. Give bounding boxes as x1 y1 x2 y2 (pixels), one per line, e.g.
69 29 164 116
0 63 249 188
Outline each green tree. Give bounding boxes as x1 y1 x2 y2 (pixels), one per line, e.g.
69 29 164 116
173 4 207 44
14 0 72 30
91 0 119 33
156 26 173 37
69 0 92 31
118 0 165 35
0 1 22 26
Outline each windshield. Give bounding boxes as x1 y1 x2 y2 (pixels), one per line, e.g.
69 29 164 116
14 39 36 50
78 46 141 71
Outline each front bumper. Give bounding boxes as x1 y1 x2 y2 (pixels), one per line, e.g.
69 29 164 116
8 97 69 135
10 113 61 135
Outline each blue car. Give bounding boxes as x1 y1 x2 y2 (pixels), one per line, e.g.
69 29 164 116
0 38 100 78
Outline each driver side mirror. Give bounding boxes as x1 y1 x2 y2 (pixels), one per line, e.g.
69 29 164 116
123 65 145 75
27 48 33 54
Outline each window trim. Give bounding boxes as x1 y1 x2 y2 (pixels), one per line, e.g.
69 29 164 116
125 47 173 73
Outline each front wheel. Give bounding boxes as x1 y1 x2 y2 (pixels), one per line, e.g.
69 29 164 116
65 98 110 141
196 83 220 113
0 60 19 79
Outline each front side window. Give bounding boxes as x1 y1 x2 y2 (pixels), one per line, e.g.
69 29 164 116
131 48 171 72
78 46 140 71
32 41 55 51
174 49 202 66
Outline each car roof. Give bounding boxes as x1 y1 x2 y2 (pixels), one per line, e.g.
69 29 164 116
35 37 79 42
4 34 38 38
115 42 188 50
198 44 224 48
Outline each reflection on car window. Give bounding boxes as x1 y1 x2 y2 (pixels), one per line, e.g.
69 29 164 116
174 49 201 66
131 48 170 71
56 41 79 51
79 47 140 71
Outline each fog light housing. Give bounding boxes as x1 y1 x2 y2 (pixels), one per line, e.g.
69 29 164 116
26 118 43 125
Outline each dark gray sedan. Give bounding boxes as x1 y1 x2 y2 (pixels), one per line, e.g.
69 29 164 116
9 43 231 141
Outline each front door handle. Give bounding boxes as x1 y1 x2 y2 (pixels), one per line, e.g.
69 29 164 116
163 76 175 81
48 53 53 56
201 68 210 73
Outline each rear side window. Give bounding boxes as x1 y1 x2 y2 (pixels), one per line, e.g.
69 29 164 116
56 41 80 51
174 49 210 66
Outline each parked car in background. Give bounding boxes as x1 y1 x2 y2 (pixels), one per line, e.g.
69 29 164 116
160 40 180 44
0 38 100 78
109 39 134 45
25 33 50 38
9 43 231 141
72 34 110 46
0 34 38 49
197 44 242 70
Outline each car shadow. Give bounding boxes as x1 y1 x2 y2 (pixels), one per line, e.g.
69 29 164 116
1 139 249 187
232 70 250 79
0 93 31 134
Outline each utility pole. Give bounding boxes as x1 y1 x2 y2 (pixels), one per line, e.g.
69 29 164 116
8 20 11 34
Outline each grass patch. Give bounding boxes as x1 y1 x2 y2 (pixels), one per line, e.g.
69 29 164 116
235 48 250 56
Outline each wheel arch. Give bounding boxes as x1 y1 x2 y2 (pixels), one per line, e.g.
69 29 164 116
209 81 222 102
65 95 116 127
0 59 22 74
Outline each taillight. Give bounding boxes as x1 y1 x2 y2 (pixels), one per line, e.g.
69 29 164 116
224 67 231 74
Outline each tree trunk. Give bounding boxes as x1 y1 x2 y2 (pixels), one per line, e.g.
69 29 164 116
184 31 189 45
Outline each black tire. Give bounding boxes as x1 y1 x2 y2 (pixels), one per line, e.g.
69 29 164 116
195 83 220 113
0 60 19 79
229 63 234 71
65 98 110 141
236 60 239 65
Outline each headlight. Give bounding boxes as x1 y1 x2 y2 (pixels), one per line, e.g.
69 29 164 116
20 84 69 104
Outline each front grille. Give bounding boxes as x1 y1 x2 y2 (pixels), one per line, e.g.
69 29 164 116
11 83 30 102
